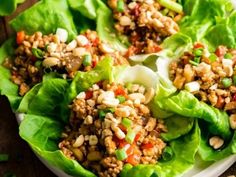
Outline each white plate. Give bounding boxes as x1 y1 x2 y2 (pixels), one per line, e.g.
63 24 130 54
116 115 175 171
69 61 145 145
16 113 236 177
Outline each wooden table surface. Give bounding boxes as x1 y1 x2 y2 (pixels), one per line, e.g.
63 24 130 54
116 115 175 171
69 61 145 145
0 1 235 177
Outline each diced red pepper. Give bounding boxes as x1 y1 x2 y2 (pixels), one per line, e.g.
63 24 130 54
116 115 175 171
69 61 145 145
118 124 127 132
233 94 236 101
115 85 126 96
215 46 227 57
126 144 135 156
153 45 162 52
194 43 204 49
134 133 141 142
16 31 25 45
85 90 93 99
141 142 154 149
126 154 140 166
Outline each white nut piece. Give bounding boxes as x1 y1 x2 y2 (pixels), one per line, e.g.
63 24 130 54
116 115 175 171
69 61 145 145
43 57 60 67
128 93 145 103
144 88 155 104
120 16 132 26
87 99 95 107
56 28 68 42
102 98 119 107
76 92 86 99
209 136 224 149
47 42 57 53
229 114 236 129
115 106 131 117
111 123 126 139
66 40 77 51
99 43 115 53
73 135 84 148
72 47 87 57
152 19 164 28
97 91 115 103
76 35 89 46
128 2 137 9
84 115 93 125
89 135 98 146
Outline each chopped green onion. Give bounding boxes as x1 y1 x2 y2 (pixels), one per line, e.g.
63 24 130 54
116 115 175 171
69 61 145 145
44 44 49 51
117 95 126 103
221 78 232 88
150 171 159 177
233 75 236 86
115 148 127 161
189 60 199 66
82 54 92 67
224 53 233 59
125 129 136 144
98 110 106 120
193 57 201 64
209 53 217 62
0 154 9 162
106 108 115 113
161 147 173 162
122 118 132 128
126 82 133 92
193 48 203 57
34 61 42 68
159 0 183 14
117 0 125 12
32 48 44 59
161 8 169 15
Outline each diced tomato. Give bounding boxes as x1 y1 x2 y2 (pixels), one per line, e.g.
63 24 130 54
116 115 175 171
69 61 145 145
126 154 140 166
85 90 93 99
233 94 236 101
194 43 204 49
115 85 126 96
134 133 141 142
16 31 25 45
215 46 227 57
141 142 154 149
153 45 162 53
92 58 98 68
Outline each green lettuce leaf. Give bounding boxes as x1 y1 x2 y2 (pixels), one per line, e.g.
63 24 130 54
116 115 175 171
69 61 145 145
19 114 96 177
10 0 77 41
0 39 21 111
0 0 25 16
121 121 200 177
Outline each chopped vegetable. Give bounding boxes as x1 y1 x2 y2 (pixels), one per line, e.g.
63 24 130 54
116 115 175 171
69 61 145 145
98 110 106 120
194 43 204 49
126 154 139 166
158 0 183 14
189 60 199 66
16 31 25 45
115 148 128 161
125 129 136 144
193 48 203 57
233 75 236 86
83 54 92 67
141 142 154 149
122 118 132 128
85 90 93 99
224 53 233 59
34 61 42 68
115 85 126 96
161 146 173 161
193 57 201 63
209 53 217 62
117 0 125 12
32 48 44 59
185 81 200 92
0 154 9 162
117 95 126 103
221 78 232 88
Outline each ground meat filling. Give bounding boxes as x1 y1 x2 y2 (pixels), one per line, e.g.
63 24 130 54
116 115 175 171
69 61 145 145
169 43 236 127
3 30 128 96
59 82 167 177
108 0 183 56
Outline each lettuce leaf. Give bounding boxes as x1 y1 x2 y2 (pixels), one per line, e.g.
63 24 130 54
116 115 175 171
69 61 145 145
121 122 200 177
0 39 21 111
0 0 25 16
10 0 77 41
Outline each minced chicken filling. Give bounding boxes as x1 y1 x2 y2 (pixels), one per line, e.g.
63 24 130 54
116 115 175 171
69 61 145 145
3 30 128 96
108 0 183 56
169 43 236 132
59 82 167 177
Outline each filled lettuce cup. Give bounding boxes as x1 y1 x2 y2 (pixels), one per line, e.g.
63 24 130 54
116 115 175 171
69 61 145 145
18 58 200 177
